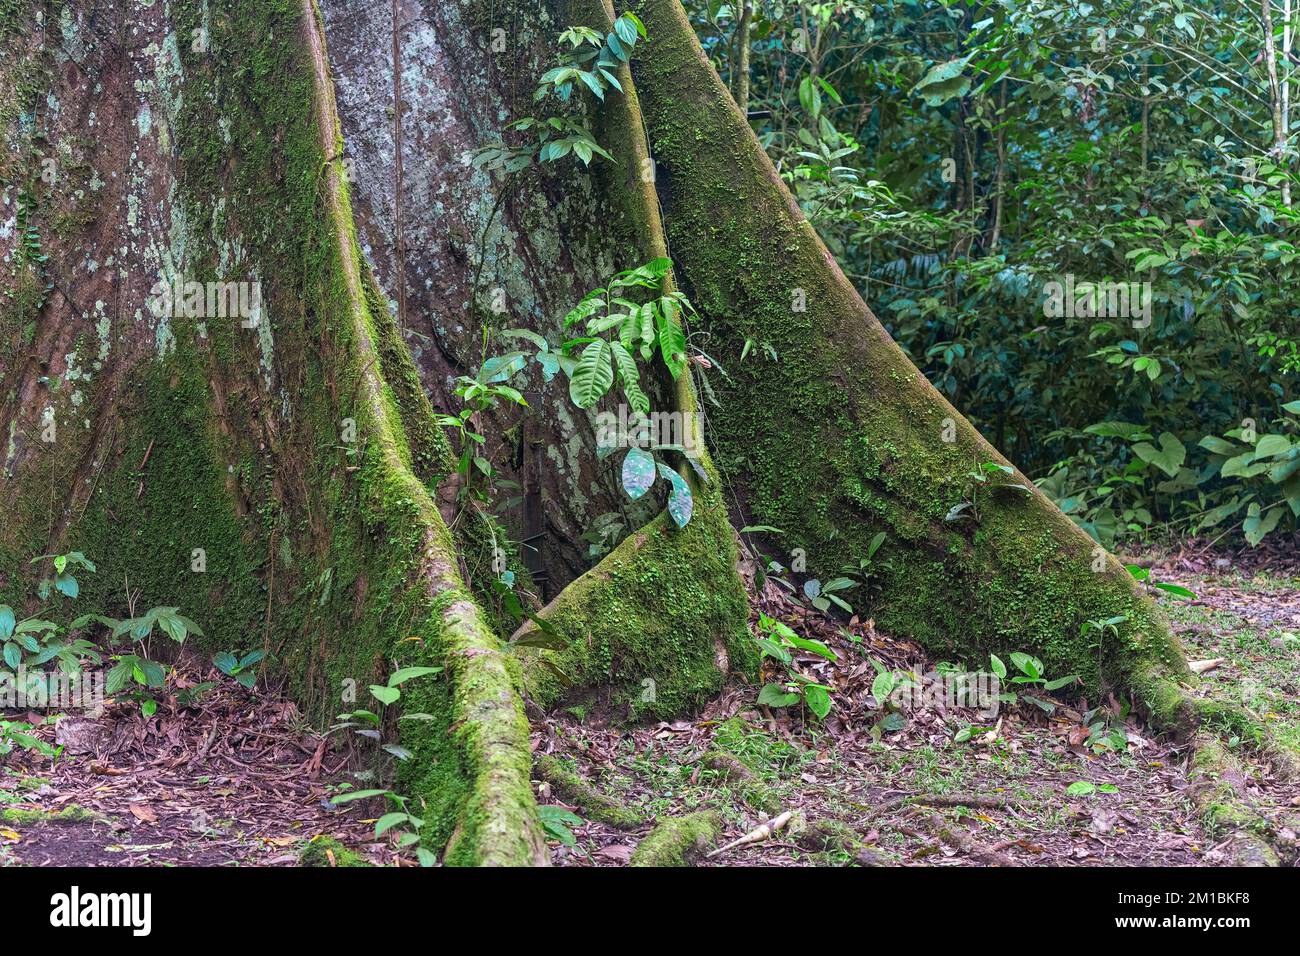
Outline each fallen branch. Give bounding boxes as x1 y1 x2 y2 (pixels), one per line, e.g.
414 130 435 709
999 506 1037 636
706 810 794 858
630 811 721 867
873 793 1019 816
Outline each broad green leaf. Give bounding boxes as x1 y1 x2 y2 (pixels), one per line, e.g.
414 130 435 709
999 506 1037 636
1252 434 1293 460
610 341 649 415
1131 432 1185 478
804 684 832 720
621 446 656 500
655 305 688 379
657 463 693 528
568 339 613 408
330 789 390 805
1197 435 1238 456
785 633 837 661
387 666 442 686
374 812 411 837
756 684 801 708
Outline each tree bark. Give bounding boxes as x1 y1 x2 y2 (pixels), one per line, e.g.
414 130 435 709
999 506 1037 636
2 0 1290 866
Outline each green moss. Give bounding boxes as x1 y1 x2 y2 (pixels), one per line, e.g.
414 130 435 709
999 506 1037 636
518 501 756 720
627 0 1194 727
535 754 644 827
1 804 101 825
629 810 720 866
298 835 372 867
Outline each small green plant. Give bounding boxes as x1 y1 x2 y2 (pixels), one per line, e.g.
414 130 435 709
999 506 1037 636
1081 613 1128 680
330 787 437 867
329 665 446 866
800 531 890 615
537 805 585 846
753 613 837 720
333 665 443 765
433 371 530 495
1125 564 1198 599
213 649 265 689
102 606 205 716
455 258 703 534
31 551 95 601
473 13 646 172
1080 702 1131 754
2 556 103 672
989 652 1078 713
1065 780 1119 797
0 718 60 761
866 658 917 737
945 461 1032 524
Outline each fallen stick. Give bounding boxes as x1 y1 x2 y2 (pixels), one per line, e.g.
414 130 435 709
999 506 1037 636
706 810 793 858
926 813 1016 866
1189 658 1225 674
873 793 1018 815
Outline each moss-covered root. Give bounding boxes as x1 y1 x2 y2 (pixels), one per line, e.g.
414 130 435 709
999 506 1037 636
625 0 1200 731
699 750 780 814
1188 736 1281 866
298 836 372 868
795 818 864 857
301 0 544 866
630 811 722 867
515 506 756 720
535 755 645 828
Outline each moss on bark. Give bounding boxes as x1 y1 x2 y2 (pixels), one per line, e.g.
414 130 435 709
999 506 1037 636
630 810 720 866
535 754 644 827
628 0 1193 725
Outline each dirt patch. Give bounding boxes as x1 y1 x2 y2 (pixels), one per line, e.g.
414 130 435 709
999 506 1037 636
1 657 392 867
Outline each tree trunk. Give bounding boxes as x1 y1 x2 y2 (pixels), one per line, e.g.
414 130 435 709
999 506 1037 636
1 0 1287 866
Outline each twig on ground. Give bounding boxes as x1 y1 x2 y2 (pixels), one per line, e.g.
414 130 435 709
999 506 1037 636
706 810 794 858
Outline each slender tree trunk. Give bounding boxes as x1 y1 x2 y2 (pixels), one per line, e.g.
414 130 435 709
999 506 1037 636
1263 0 1292 205
731 1 752 115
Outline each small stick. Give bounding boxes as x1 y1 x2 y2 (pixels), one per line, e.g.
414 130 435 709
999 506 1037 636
706 810 793 858
873 793 1017 815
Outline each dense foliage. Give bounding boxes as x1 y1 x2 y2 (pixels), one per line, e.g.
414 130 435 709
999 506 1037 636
686 0 1300 548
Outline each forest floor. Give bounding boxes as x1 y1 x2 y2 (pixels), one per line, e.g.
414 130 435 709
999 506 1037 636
535 542 1300 867
0 543 1295 866
0 659 383 867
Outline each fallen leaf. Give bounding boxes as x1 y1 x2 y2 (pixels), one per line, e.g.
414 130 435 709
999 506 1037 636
596 844 633 863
